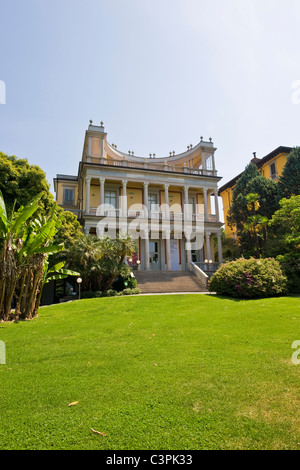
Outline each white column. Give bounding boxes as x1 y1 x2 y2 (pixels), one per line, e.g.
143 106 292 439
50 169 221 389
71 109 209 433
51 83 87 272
165 230 171 270
85 177 91 214
217 231 223 264
205 231 212 261
203 188 209 222
184 185 190 220
212 153 216 172
185 236 192 270
144 230 150 270
100 136 104 159
87 136 92 156
144 182 149 217
214 191 220 221
84 225 90 236
122 180 127 217
164 184 170 219
99 177 105 215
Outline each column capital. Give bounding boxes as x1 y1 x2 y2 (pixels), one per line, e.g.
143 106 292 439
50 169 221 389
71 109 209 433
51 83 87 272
122 179 127 186
86 176 91 182
205 231 211 237
164 183 169 190
184 185 189 191
99 177 105 183
202 187 208 193
144 181 149 187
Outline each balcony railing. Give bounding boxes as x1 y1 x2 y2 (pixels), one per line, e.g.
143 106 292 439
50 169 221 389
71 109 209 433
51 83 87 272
87 208 214 223
85 156 217 177
194 261 219 279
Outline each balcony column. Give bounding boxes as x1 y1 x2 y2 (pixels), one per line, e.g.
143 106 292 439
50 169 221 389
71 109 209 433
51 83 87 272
212 154 216 172
217 231 223 264
100 136 105 159
205 231 212 261
184 185 190 220
185 237 192 270
143 182 149 217
214 190 220 221
165 230 172 271
203 188 209 222
87 136 92 157
99 177 105 215
164 184 170 219
122 180 127 217
144 229 150 270
85 177 91 214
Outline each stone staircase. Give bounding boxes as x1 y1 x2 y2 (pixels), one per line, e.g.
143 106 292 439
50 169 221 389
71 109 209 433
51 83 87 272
134 270 208 294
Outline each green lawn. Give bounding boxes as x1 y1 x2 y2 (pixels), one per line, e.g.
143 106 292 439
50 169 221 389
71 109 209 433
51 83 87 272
1 294 300 450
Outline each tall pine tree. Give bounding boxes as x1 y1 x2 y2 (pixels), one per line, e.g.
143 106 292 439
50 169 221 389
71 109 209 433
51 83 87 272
278 147 300 198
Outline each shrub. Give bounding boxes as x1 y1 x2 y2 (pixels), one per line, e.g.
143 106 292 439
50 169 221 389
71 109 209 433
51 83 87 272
112 274 137 292
80 287 140 299
209 257 288 298
276 255 300 294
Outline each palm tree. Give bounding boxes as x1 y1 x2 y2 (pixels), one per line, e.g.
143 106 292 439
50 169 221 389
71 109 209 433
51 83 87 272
62 234 135 292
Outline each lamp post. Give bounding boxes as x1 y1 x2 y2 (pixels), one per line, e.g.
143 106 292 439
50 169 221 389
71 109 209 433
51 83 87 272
77 277 82 300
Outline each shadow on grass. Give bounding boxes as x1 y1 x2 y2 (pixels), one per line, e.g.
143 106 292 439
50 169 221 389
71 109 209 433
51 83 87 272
205 293 300 302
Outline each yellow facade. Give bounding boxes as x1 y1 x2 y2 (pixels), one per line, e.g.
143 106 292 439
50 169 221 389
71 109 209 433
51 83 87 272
219 147 292 237
54 121 224 270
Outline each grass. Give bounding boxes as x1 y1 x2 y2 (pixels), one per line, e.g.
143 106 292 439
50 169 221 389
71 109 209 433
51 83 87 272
1 294 300 450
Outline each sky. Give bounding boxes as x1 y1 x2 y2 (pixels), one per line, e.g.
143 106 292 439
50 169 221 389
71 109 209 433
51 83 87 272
1 0 300 207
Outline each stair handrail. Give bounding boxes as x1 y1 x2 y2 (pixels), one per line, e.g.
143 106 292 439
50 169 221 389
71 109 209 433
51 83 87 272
190 261 209 288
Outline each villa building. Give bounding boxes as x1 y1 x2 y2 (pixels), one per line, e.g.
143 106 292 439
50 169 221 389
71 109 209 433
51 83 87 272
219 146 293 238
54 121 223 277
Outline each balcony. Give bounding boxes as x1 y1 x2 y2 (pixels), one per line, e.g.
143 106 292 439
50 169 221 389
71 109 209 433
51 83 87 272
85 156 218 177
86 208 217 224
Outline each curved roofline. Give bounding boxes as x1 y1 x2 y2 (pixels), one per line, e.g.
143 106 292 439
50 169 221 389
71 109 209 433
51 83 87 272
106 139 216 163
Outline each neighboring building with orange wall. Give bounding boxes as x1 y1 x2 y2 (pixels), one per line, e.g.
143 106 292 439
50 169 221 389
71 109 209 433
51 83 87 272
218 146 293 238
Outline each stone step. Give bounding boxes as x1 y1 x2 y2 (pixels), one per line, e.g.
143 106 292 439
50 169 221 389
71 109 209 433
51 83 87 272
134 270 207 293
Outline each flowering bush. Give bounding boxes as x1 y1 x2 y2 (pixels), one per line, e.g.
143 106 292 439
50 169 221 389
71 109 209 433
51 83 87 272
209 257 288 298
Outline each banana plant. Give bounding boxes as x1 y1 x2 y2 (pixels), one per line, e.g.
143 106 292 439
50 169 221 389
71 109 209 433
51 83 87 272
0 191 42 320
32 260 80 316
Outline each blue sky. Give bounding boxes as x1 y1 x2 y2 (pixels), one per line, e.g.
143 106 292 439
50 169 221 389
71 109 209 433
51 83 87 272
1 0 300 200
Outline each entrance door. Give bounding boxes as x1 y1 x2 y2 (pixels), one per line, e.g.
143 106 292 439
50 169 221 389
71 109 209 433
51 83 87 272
149 241 160 270
170 239 180 270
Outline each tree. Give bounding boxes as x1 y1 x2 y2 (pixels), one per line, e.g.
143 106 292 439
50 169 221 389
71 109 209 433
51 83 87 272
0 152 84 256
0 191 78 321
278 147 300 199
52 207 83 247
269 195 300 255
242 193 269 256
269 195 300 292
62 234 136 292
227 163 279 256
228 164 279 230
0 153 54 217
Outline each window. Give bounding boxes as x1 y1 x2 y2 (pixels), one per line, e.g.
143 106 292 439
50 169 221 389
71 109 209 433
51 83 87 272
148 193 158 211
188 196 195 214
205 156 213 171
64 188 74 205
270 162 277 180
104 190 117 209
